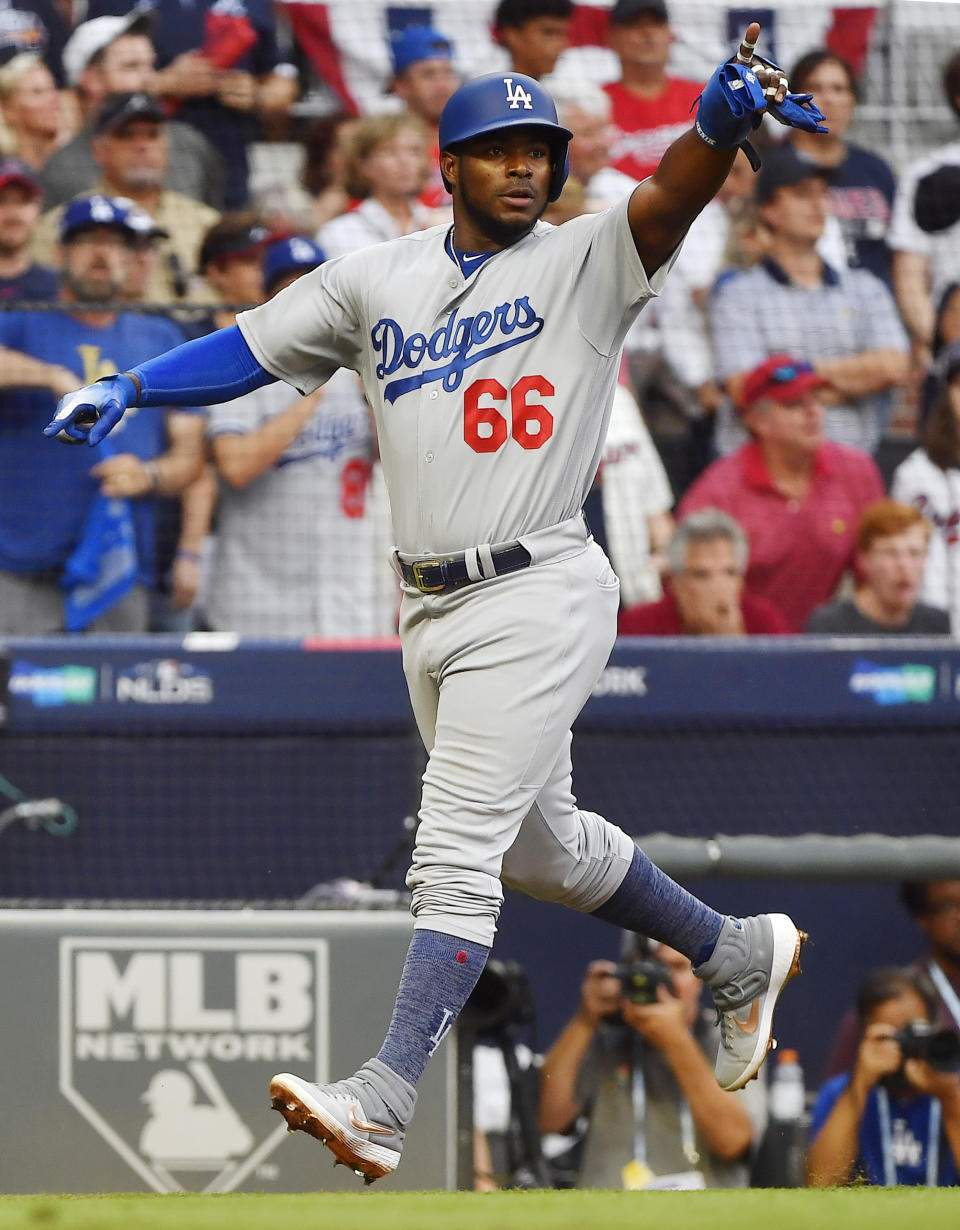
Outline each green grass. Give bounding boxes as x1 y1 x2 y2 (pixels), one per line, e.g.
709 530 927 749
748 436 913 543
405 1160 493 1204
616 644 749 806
0 1189 957 1230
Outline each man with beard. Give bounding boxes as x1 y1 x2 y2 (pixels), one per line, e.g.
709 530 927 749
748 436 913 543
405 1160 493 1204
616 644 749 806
32 91 220 303
0 194 203 633
0 156 57 301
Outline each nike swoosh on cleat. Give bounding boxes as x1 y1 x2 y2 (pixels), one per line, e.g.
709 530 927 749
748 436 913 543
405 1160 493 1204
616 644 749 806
731 999 761 1035
347 1105 396 1136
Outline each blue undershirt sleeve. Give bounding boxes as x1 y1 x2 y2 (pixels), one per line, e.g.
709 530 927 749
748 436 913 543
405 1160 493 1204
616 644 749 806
127 325 277 407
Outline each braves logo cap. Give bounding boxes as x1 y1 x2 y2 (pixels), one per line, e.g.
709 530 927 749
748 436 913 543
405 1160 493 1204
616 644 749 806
0 155 41 197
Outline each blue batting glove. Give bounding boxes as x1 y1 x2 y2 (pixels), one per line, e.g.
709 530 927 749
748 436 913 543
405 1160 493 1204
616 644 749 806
43 374 137 446
767 91 828 134
694 57 768 150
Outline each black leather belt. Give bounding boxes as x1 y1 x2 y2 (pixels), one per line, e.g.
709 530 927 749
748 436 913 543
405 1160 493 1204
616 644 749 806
399 542 532 594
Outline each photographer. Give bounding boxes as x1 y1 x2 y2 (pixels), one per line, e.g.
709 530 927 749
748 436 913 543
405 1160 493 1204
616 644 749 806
807 967 960 1187
538 936 765 1189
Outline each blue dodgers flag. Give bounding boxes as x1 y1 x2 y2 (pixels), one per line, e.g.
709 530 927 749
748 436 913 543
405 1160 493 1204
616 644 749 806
61 444 138 632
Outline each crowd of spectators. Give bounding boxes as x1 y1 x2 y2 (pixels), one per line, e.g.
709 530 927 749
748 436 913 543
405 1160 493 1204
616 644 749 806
1 0 959 640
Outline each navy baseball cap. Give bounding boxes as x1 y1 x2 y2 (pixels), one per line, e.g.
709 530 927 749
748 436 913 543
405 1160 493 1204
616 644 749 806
390 25 453 77
59 194 139 243
610 0 669 24
262 236 326 292
754 145 830 205
95 90 167 136
0 155 41 197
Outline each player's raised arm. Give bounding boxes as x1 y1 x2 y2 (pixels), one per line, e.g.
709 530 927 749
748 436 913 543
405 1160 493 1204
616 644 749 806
627 21 827 277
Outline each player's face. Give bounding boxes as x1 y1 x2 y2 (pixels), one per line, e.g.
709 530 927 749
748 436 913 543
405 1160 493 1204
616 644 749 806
608 15 671 74
801 59 855 139
858 524 929 617
393 59 459 126
445 128 553 249
96 34 156 95
763 177 829 245
502 16 571 80
566 105 612 184
671 537 745 636
60 227 129 301
0 183 41 254
918 881 960 965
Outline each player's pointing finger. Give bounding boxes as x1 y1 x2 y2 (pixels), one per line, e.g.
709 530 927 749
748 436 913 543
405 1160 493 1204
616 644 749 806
737 21 761 64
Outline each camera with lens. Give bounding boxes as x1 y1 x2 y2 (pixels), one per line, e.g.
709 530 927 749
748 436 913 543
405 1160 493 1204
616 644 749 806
615 954 675 1008
893 1021 960 1072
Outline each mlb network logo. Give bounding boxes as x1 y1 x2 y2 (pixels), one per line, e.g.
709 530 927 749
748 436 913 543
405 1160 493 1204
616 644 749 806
59 938 329 1193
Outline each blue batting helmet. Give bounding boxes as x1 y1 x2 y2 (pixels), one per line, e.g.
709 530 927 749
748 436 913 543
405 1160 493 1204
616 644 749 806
438 72 572 202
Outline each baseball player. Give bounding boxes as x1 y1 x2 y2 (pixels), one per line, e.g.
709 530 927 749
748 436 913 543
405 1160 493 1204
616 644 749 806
46 23 824 1185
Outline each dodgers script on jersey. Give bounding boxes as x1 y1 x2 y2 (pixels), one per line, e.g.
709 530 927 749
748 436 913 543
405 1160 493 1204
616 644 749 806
237 194 674 555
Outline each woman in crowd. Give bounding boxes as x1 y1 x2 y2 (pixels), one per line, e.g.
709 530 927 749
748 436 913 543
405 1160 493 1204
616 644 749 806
786 48 896 285
807 966 960 1186
891 344 960 634
0 52 65 170
317 112 439 257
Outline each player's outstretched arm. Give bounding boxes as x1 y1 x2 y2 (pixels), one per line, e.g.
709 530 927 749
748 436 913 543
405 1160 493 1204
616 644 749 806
43 325 277 446
627 21 826 277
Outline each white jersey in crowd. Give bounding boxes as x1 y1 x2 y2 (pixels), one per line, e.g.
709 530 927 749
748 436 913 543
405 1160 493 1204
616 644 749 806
891 447 960 635
887 140 960 315
205 369 378 638
238 194 672 557
318 197 443 260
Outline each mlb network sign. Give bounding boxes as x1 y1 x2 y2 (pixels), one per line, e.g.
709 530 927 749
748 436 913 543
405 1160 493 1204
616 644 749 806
59 937 329 1193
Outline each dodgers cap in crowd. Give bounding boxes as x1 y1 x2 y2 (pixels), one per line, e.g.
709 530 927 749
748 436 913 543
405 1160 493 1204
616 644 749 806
0 155 41 197
262 236 326 293
94 90 167 136
62 5 153 88
59 195 140 244
390 25 453 77
739 354 829 411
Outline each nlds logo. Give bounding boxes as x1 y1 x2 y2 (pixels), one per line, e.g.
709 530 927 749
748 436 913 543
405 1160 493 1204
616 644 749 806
503 77 533 110
60 938 329 1193
116 659 213 705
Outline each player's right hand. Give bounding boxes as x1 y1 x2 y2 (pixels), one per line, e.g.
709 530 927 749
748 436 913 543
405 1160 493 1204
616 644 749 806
43 374 134 446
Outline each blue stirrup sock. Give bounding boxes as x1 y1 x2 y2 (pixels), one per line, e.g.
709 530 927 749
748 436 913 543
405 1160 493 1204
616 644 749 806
591 845 724 966
376 929 490 1088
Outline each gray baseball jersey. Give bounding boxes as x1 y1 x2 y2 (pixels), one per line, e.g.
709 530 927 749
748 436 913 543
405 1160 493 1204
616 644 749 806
237 194 673 555
205 368 378 638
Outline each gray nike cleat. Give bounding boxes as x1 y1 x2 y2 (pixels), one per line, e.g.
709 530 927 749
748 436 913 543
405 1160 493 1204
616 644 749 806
270 1060 414 1184
694 913 807 1092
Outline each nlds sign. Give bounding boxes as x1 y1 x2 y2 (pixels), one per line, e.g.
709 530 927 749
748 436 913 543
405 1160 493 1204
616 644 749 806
59 938 329 1193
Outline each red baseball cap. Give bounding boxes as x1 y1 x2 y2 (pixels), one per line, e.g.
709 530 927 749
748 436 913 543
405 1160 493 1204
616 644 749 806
0 156 41 198
739 354 828 412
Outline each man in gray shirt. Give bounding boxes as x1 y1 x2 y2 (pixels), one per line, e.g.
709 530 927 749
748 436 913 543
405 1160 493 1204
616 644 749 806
709 145 908 456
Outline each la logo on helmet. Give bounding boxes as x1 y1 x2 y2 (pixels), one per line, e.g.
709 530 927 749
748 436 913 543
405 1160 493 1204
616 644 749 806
503 77 533 110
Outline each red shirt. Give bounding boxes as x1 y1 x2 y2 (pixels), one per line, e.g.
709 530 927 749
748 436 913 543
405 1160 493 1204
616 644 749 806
677 441 885 632
618 589 790 635
603 78 704 182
